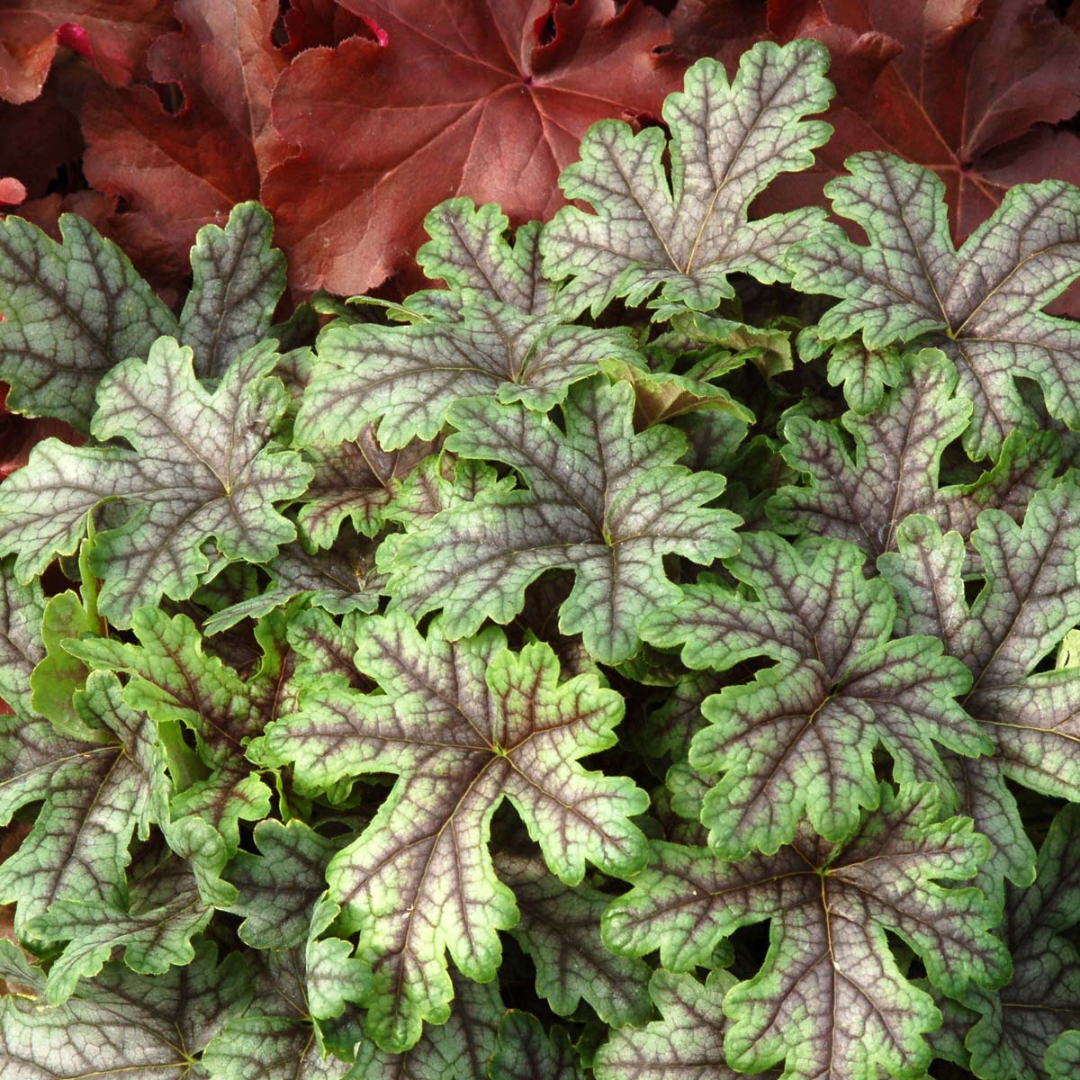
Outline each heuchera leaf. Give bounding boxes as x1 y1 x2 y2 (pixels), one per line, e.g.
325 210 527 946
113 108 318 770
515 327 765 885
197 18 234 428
256 610 648 1051
0 941 249 1079
490 1011 584 1080
965 804 1080 1080
0 337 313 626
180 202 286 380
0 555 45 717
880 485 1080 888
297 301 644 451
593 969 750 1080
540 40 835 318
261 0 687 297
384 378 740 665
603 783 1010 1080
417 198 556 315
788 152 1080 459
769 348 1055 556
0 212 177 431
641 532 986 857
0 670 166 942
495 849 653 1027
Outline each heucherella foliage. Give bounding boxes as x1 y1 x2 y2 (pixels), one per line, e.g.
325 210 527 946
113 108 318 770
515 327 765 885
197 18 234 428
0 35 1078 1080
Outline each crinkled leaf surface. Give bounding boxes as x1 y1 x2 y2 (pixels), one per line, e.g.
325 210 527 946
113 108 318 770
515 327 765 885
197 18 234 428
540 41 834 318
180 202 286 380
881 485 1080 886
495 849 652 1027
0 941 249 1080
593 969 756 1080
257 611 648 1051
0 670 166 940
0 337 312 626
769 348 1054 556
298 301 643 451
641 532 984 856
262 0 687 297
417 198 556 314
296 426 439 550
789 153 1080 458
965 804 1080 1080
0 212 177 431
384 378 740 664
604 784 1009 1080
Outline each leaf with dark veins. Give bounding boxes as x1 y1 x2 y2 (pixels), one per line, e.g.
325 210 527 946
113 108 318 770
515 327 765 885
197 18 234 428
603 784 1009 1080
384 378 740 665
0 212 177 431
490 1012 584 1080
642 532 985 857
297 300 644 451
495 848 652 1027
788 153 1080 459
255 610 648 1051
180 202 286 379
0 337 313 627
0 555 45 717
881 486 1080 888
541 40 836 319
0 941 250 1080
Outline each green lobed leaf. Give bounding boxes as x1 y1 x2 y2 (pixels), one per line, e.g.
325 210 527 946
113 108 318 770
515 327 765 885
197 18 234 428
0 337 313 627
180 203 286 379
0 212 178 431
296 300 644 450
641 532 986 857
383 377 740 665
788 153 1080 458
822 338 904 414
540 41 835 318
880 486 1080 889
604 783 1010 1080
256 610 648 1051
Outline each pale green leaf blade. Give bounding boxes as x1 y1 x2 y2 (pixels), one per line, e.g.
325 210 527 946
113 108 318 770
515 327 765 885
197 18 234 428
0 213 177 431
540 41 835 317
181 203 286 378
203 1015 353 1080
385 379 738 665
0 338 313 625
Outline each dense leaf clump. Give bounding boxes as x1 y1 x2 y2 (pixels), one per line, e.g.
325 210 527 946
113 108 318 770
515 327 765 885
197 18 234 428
1 38 1079 1080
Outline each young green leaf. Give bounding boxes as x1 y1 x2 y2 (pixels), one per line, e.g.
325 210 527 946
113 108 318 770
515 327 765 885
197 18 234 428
541 41 835 318
822 339 903 415
0 338 313 627
593 969 743 1080
789 153 1080 459
384 378 740 665
296 301 643 450
642 532 986 856
965 804 1080 1080
180 202 286 379
257 611 648 1051
0 213 178 431
604 784 1010 1080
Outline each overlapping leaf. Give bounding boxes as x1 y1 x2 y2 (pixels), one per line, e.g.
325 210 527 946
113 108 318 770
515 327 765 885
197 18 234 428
297 300 643 451
0 337 312 626
0 554 45 717
540 40 835 318
789 153 1080 458
490 1011 584 1080
604 784 1009 1080
0 941 249 1080
384 377 740 665
880 485 1080 887
769 348 1058 555
964 804 1080 1080
641 532 985 856
0 212 177 430
256 610 648 1051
